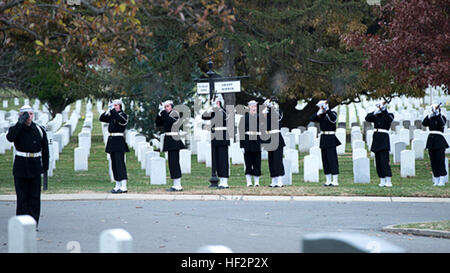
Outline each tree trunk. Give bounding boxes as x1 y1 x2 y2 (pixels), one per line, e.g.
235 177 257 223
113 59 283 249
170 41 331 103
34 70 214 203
222 0 237 107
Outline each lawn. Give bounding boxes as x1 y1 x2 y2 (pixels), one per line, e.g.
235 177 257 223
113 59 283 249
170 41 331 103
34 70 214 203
0 98 449 197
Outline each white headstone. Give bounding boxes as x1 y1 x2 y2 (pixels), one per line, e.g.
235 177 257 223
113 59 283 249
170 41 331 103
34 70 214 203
353 157 370 183
99 228 133 253
393 142 407 163
304 155 319 183
150 157 166 185
400 150 415 177
309 146 323 170
180 149 191 174
145 151 160 176
8 215 37 253
411 139 425 160
197 141 207 163
205 143 212 168
299 131 312 152
74 147 88 171
282 158 292 185
284 149 299 173
231 142 244 164
352 148 367 160
336 128 346 155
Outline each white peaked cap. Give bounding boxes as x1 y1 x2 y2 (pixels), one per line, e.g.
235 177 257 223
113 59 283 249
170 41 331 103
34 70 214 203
163 100 174 106
19 105 33 113
248 100 257 106
316 100 327 106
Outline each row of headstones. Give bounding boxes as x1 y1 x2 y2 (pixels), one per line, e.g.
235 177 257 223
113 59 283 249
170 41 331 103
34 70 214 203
47 104 81 176
74 108 94 171
123 129 192 185
7 214 405 253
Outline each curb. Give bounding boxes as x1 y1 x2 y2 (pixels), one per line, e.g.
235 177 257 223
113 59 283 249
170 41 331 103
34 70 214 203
382 224 450 239
0 194 449 203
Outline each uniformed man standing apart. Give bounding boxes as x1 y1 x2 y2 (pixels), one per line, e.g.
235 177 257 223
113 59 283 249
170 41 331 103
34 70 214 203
99 99 130 193
156 100 186 192
261 98 285 187
202 95 230 189
239 100 262 187
365 101 394 187
311 100 341 187
6 105 49 227
422 104 448 187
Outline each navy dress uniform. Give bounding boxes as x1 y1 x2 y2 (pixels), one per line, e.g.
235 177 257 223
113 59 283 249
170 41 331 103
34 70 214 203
99 100 130 193
6 105 49 226
422 104 449 187
310 100 341 186
239 100 262 187
365 102 394 187
155 100 186 191
261 99 285 187
202 96 230 189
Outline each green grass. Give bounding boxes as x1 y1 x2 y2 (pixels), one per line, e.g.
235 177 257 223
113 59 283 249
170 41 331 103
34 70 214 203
393 220 450 232
0 99 449 197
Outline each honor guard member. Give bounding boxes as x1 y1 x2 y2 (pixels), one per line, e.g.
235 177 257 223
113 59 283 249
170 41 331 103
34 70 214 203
202 95 230 189
261 98 285 187
365 101 394 187
239 100 262 187
310 100 341 187
156 100 186 191
422 104 448 187
99 99 130 193
7 105 49 227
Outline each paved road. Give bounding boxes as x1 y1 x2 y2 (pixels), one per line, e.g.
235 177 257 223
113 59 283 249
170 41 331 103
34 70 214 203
1 199 449 253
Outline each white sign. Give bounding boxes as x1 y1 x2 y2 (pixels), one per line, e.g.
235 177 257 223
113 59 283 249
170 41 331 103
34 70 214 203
67 0 81 5
197 82 210 95
215 80 241 93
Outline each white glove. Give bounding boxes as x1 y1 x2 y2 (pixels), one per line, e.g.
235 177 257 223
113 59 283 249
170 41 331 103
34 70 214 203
158 103 164 112
264 99 272 107
374 109 382 115
108 102 114 110
317 108 325 116
262 107 269 114
323 104 329 111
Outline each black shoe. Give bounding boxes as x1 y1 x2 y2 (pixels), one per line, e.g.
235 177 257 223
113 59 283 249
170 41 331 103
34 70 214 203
121 189 128 193
218 185 229 189
111 188 122 194
166 187 183 192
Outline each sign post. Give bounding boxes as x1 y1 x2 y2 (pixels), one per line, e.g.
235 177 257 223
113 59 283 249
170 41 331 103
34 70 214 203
195 58 248 188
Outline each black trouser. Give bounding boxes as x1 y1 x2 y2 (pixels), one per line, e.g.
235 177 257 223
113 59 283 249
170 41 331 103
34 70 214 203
268 147 285 177
321 147 339 175
110 152 128 181
213 145 229 178
374 150 392 178
14 175 41 225
244 151 261 176
429 149 447 177
168 150 182 179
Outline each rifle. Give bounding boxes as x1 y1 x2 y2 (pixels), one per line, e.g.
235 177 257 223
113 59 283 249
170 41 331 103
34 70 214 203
43 171 48 191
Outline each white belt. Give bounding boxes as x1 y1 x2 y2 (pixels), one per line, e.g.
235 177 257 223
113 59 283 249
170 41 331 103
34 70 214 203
15 151 42 158
374 129 389 134
429 130 444 136
109 133 124 137
165 132 187 136
321 131 335 135
214 127 227 131
245 131 261 136
266 130 281 134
